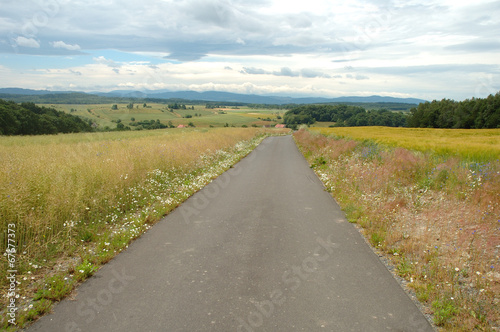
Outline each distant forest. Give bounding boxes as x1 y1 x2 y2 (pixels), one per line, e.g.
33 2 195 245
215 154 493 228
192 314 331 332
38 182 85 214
0 92 418 111
0 92 226 106
0 99 93 135
284 105 407 129
407 92 500 129
285 92 500 129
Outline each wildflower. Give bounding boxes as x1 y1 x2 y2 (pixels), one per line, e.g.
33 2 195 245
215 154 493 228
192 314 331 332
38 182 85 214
476 271 481 275
455 267 460 272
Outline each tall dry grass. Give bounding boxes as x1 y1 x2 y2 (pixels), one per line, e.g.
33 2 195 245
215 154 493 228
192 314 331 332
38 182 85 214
294 129 500 331
1 128 295 329
0 128 263 274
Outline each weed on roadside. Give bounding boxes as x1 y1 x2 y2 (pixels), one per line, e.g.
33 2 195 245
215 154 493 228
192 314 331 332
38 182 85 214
294 129 500 331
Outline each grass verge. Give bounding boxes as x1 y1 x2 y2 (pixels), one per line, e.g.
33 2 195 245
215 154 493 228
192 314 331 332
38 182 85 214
294 128 499 331
0 127 289 330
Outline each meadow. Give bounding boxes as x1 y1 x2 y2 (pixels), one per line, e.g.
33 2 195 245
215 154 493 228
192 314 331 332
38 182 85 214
294 127 500 330
46 103 285 129
0 127 288 329
311 126 500 161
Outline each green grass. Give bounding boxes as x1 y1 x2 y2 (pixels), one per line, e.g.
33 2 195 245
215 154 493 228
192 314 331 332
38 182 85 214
432 298 459 326
45 104 285 129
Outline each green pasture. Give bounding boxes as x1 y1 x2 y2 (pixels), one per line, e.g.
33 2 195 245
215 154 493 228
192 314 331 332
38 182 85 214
43 103 285 128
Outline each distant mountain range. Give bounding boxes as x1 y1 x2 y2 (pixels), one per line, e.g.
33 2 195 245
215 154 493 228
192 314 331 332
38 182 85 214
0 88 426 105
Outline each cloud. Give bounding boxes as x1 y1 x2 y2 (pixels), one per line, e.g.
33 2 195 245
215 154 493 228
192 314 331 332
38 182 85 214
445 40 500 53
355 74 369 80
185 0 236 28
273 67 299 77
242 66 320 78
15 36 40 48
365 64 499 75
164 52 206 61
0 0 499 100
51 41 81 51
300 68 331 78
241 67 269 75
93 56 121 68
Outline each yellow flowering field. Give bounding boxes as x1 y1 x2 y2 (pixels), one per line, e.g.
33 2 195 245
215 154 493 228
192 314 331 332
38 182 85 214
310 127 500 161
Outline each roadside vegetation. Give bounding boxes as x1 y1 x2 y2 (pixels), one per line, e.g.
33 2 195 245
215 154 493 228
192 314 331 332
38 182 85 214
0 127 289 329
294 128 499 331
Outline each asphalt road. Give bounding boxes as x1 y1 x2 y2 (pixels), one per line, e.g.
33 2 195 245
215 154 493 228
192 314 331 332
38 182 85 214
28 135 434 332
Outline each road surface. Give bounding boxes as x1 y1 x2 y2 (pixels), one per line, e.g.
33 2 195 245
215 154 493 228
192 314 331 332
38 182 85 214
28 136 434 332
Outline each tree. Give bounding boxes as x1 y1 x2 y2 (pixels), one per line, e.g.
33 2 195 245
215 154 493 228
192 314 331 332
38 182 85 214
0 99 93 135
407 92 500 129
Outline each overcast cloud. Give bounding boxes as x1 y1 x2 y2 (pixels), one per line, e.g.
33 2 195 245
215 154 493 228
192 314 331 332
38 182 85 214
0 0 499 100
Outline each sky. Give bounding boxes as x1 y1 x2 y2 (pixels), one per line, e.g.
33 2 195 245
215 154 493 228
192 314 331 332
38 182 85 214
0 0 499 101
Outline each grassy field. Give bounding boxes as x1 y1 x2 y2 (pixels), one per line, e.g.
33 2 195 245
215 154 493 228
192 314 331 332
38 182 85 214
310 126 500 161
295 128 500 330
0 127 289 329
45 103 285 129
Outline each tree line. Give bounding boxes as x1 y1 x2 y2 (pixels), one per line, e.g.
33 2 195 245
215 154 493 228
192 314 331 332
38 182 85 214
407 92 500 128
284 92 500 129
284 104 407 129
0 99 94 135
